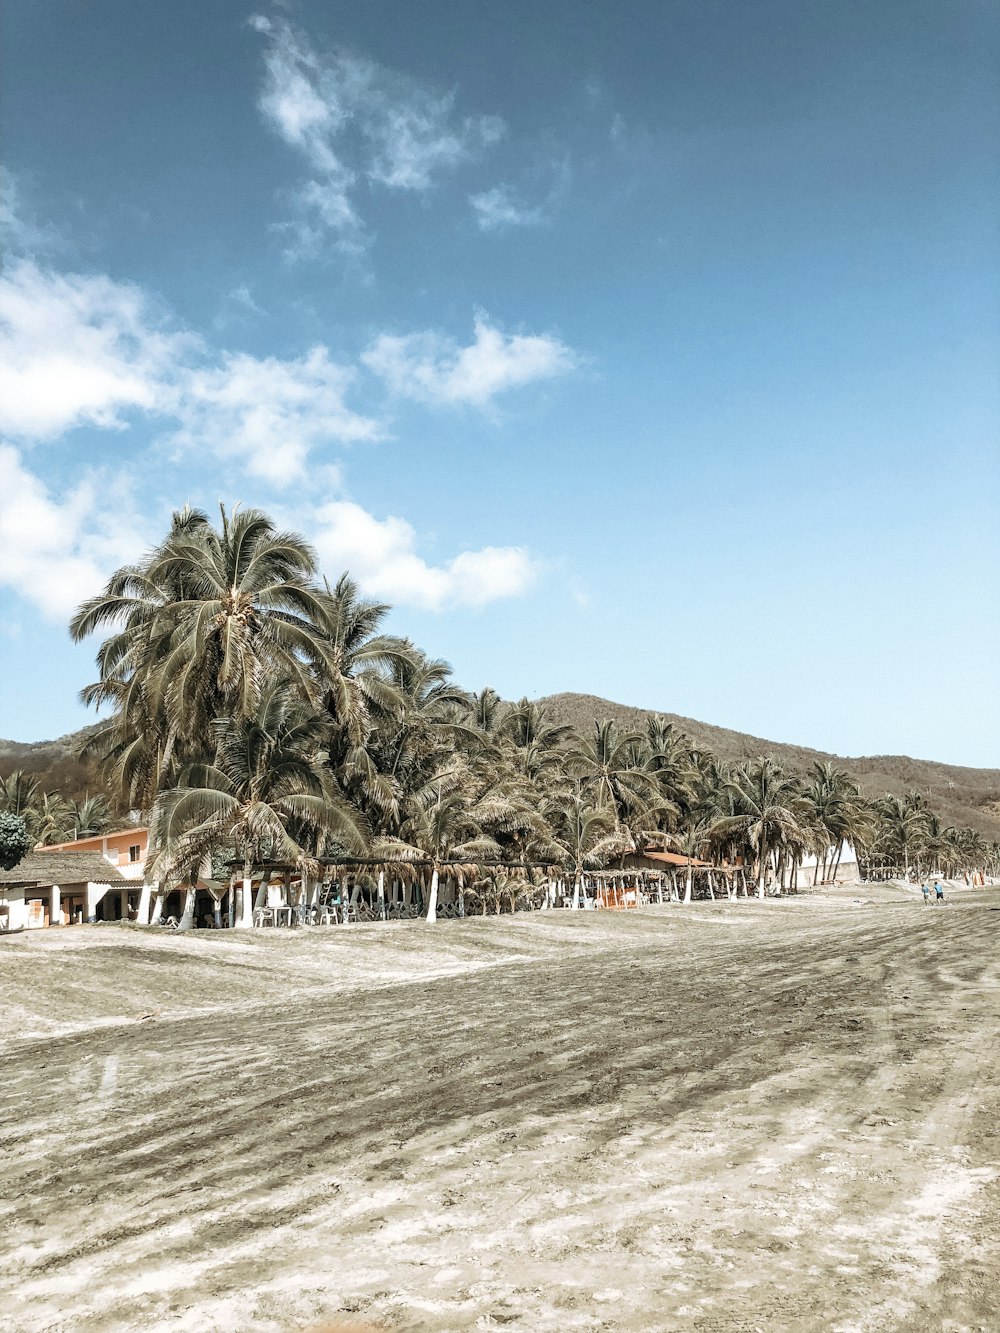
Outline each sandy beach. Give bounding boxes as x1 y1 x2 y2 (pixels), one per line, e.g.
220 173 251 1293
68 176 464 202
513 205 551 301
1 885 998 1332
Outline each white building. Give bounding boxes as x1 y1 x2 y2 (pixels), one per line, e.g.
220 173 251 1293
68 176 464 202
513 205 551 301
0 851 132 929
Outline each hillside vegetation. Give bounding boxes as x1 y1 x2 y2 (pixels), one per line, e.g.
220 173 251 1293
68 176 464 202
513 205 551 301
540 693 1000 840
0 726 106 805
3 695 998 839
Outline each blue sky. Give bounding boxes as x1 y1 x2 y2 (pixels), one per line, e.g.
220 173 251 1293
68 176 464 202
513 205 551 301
1 0 998 764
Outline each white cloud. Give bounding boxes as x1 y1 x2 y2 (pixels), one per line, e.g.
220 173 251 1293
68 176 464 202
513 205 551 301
0 446 539 621
0 260 188 440
0 255 377 485
362 316 575 407
172 347 381 485
309 500 538 611
0 251 570 476
250 15 503 250
470 185 544 232
0 444 148 620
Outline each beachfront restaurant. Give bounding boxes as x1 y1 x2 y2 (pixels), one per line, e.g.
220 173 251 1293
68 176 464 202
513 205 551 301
0 852 132 930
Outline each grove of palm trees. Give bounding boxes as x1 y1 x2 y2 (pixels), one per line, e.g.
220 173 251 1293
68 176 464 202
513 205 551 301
4 502 998 1331
55 504 995 926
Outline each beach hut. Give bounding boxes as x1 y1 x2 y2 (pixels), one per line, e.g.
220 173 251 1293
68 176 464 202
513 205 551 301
0 852 132 929
622 848 733 901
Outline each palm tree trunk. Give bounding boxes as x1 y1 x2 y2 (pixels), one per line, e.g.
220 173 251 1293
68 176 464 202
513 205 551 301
426 866 439 923
683 861 693 905
757 837 767 899
572 871 582 910
377 870 386 921
178 868 198 932
831 841 844 882
178 886 196 931
149 887 164 926
236 860 254 929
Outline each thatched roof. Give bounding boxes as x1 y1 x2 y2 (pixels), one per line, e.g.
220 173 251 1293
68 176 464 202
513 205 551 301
0 852 128 887
640 850 715 869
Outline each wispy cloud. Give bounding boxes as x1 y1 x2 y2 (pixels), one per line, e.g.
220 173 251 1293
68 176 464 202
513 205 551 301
250 13 504 253
309 500 538 611
172 347 381 485
469 184 545 233
0 252 572 473
0 167 65 258
363 315 575 408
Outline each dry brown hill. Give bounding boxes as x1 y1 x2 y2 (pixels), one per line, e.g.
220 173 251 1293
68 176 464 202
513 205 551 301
0 724 106 803
538 693 1000 840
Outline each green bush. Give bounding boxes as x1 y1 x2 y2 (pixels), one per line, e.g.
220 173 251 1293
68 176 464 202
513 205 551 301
0 812 33 871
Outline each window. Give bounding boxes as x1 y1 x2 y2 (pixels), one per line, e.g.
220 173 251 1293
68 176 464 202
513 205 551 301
129 845 141 863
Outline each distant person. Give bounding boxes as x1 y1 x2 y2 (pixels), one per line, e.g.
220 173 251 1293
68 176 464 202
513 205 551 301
934 881 945 903
921 883 931 904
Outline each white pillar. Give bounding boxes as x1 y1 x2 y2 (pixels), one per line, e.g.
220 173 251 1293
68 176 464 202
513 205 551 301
86 881 111 922
8 890 29 931
50 883 62 926
235 877 254 929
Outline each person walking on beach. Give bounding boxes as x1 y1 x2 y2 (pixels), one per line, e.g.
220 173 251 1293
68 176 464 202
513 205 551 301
921 882 931 904
934 880 945 904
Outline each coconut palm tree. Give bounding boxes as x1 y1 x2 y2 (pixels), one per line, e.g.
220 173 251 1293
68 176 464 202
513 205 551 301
872 794 929 880
568 720 661 827
73 505 332 761
466 686 508 739
804 763 865 884
68 794 112 839
672 820 714 904
542 790 629 908
499 698 574 781
710 758 809 898
377 763 527 922
0 771 43 838
313 574 418 746
644 716 697 820
33 793 75 845
153 681 368 928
